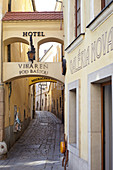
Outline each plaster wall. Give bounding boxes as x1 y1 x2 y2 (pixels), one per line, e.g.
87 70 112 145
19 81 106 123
64 0 113 168
0 0 34 144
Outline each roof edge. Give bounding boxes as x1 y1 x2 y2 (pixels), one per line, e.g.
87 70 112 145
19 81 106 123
2 11 63 21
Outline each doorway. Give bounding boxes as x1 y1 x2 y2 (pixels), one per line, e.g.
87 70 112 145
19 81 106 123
101 82 112 170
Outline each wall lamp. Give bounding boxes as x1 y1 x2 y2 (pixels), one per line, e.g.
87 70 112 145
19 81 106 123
56 0 62 3
27 35 35 63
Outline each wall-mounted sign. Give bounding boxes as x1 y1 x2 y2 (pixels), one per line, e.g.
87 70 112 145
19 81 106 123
3 62 64 83
23 32 45 37
18 63 48 75
29 77 57 85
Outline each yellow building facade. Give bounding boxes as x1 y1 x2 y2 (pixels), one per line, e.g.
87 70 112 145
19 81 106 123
0 0 35 149
0 0 64 151
63 0 113 170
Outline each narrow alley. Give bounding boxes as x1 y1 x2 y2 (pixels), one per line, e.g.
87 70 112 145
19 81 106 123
0 111 66 170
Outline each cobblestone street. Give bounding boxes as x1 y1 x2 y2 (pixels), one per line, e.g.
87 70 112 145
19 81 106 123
0 111 66 170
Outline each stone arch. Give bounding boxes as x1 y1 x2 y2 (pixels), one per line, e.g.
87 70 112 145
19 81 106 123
4 37 29 46
38 37 64 46
3 37 29 62
37 37 64 60
5 75 64 84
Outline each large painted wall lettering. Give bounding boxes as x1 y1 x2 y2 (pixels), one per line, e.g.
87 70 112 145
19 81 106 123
70 26 113 74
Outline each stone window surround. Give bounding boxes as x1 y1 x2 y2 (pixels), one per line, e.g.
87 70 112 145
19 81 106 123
67 0 85 48
65 33 85 54
67 79 80 157
86 1 113 31
88 63 113 170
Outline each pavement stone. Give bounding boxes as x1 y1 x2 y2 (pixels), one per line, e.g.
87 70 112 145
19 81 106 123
0 111 69 170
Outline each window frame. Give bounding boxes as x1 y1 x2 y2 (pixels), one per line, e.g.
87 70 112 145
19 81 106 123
101 0 105 9
86 1 113 31
101 0 112 9
7 44 11 62
88 64 113 170
67 79 80 156
75 0 81 37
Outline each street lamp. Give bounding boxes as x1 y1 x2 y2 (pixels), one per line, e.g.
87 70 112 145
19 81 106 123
56 0 62 3
27 35 36 118
27 35 35 63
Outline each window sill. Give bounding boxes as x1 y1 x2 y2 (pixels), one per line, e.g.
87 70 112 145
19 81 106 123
68 143 79 157
86 1 113 31
65 33 85 54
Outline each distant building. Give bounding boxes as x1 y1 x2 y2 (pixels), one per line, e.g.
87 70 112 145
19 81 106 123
36 43 64 123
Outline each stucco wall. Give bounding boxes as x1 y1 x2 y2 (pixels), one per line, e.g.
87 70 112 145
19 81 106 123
0 0 34 144
64 0 113 167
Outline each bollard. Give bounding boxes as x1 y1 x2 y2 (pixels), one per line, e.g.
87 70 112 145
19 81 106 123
0 141 7 159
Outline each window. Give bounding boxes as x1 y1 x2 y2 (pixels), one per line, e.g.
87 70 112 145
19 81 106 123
24 109 26 119
8 0 11 12
75 0 81 37
68 80 79 156
87 0 113 31
69 89 77 145
7 44 11 62
42 99 43 106
54 100 55 109
101 83 112 170
60 97 61 108
101 0 112 9
57 99 58 113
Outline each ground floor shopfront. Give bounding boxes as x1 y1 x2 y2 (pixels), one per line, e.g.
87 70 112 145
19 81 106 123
64 13 113 170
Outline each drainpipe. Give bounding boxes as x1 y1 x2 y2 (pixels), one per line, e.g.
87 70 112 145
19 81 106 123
32 85 35 119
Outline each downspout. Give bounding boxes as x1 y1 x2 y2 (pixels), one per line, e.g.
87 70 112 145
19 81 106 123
8 82 12 110
0 0 5 143
1 12 3 83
